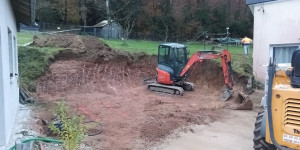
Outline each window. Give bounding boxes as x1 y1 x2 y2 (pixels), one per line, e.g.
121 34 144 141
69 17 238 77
8 28 13 78
13 36 17 75
169 48 176 61
158 45 170 66
176 48 186 64
273 45 300 64
175 48 187 76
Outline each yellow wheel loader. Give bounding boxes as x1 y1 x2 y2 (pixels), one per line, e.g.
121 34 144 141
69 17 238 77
254 49 300 150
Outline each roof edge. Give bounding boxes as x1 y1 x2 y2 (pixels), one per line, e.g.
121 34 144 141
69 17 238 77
11 0 36 25
246 0 276 5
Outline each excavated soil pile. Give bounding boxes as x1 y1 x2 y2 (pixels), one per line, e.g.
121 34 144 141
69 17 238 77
189 60 248 89
32 34 85 48
32 34 245 150
189 60 225 89
32 34 140 63
36 57 156 94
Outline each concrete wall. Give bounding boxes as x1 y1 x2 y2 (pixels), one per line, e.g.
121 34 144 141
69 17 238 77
252 0 300 82
0 0 19 148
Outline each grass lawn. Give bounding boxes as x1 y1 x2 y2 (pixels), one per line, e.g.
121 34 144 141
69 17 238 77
17 32 37 45
18 46 63 91
103 39 249 54
103 39 253 75
101 39 160 55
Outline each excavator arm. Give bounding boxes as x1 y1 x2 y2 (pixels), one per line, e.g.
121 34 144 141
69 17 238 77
179 50 234 101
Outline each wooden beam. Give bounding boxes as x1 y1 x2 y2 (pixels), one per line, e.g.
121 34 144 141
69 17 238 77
11 0 34 25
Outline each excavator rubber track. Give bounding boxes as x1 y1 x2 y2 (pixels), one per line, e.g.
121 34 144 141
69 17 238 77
147 82 184 95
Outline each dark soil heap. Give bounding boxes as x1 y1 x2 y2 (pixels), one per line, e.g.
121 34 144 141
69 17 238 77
32 34 150 64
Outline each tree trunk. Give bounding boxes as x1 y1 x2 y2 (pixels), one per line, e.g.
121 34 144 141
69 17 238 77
80 0 87 26
64 0 68 23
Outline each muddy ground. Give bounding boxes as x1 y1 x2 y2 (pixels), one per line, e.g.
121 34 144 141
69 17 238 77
29 34 257 150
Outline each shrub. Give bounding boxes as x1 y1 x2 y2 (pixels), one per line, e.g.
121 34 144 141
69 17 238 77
49 101 85 150
18 46 62 91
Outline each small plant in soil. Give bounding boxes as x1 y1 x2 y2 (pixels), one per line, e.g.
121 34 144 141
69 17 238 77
49 101 85 150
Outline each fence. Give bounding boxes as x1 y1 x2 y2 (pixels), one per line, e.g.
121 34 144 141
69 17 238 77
20 22 243 45
20 22 81 35
128 32 188 43
38 22 79 32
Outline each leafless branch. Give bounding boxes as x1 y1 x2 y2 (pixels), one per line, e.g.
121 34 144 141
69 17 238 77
161 17 169 42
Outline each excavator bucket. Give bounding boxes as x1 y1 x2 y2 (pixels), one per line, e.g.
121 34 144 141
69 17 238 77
221 89 234 101
229 92 253 110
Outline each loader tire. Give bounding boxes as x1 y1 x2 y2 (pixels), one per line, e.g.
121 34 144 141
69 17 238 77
253 110 276 150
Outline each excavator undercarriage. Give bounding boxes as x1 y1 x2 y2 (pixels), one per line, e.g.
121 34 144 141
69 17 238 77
147 81 194 96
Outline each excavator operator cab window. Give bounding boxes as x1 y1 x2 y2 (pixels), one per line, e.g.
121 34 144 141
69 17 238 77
158 45 171 67
175 47 188 76
158 45 187 66
176 48 187 65
158 45 188 77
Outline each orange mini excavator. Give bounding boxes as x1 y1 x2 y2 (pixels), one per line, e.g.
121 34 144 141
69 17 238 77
147 43 234 101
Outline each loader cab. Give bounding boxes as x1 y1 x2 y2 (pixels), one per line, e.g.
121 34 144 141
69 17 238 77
290 49 300 88
157 43 188 81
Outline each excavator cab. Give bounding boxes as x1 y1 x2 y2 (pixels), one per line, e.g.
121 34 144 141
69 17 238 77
157 43 188 83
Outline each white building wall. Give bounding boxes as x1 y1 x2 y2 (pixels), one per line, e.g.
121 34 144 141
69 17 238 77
252 0 300 82
0 0 19 148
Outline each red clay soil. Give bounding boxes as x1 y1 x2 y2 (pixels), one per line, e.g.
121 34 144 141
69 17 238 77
31 35 245 150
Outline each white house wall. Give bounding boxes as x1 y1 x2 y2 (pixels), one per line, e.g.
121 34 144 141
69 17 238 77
252 0 300 82
0 0 19 147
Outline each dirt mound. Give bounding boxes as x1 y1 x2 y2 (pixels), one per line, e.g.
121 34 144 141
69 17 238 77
189 60 225 89
32 34 140 63
32 34 86 49
32 34 157 93
189 60 248 90
32 34 109 51
36 56 156 94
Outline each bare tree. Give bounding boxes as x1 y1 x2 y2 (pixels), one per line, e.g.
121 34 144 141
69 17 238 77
64 0 68 22
159 0 173 42
122 9 137 40
80 0 87 26
161 17 169 42
102 0 140 39
106 0 111 23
